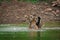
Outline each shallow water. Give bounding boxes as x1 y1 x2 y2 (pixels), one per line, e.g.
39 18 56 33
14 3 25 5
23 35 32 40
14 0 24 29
0 27 60 40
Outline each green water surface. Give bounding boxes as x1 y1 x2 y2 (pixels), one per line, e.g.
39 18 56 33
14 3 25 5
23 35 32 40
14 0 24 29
0 27 60 40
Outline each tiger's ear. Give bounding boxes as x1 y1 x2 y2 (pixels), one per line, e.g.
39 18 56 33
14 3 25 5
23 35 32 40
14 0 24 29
24 15 28 18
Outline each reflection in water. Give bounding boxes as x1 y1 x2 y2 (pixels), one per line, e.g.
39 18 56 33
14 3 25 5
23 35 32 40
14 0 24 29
29 31 40 40
29 31 37 40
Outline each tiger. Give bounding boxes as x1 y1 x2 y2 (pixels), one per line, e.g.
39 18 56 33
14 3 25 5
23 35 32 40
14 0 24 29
24 14 39 29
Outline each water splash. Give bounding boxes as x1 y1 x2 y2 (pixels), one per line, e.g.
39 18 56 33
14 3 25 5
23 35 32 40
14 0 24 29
0 26 60 32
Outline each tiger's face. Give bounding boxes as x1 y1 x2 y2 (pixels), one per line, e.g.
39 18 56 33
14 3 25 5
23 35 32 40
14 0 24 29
24 14 38 23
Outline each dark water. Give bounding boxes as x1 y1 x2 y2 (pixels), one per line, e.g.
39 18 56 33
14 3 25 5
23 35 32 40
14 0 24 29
0 27 60 40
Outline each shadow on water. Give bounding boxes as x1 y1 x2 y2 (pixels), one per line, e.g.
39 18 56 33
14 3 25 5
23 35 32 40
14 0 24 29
37 31 40 40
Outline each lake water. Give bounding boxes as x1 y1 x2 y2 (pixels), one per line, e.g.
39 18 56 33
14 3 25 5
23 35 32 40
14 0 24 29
0 27 60 40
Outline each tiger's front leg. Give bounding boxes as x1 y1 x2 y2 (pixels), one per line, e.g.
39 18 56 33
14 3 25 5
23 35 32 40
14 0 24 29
30 23 38 29
34 25 39 29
